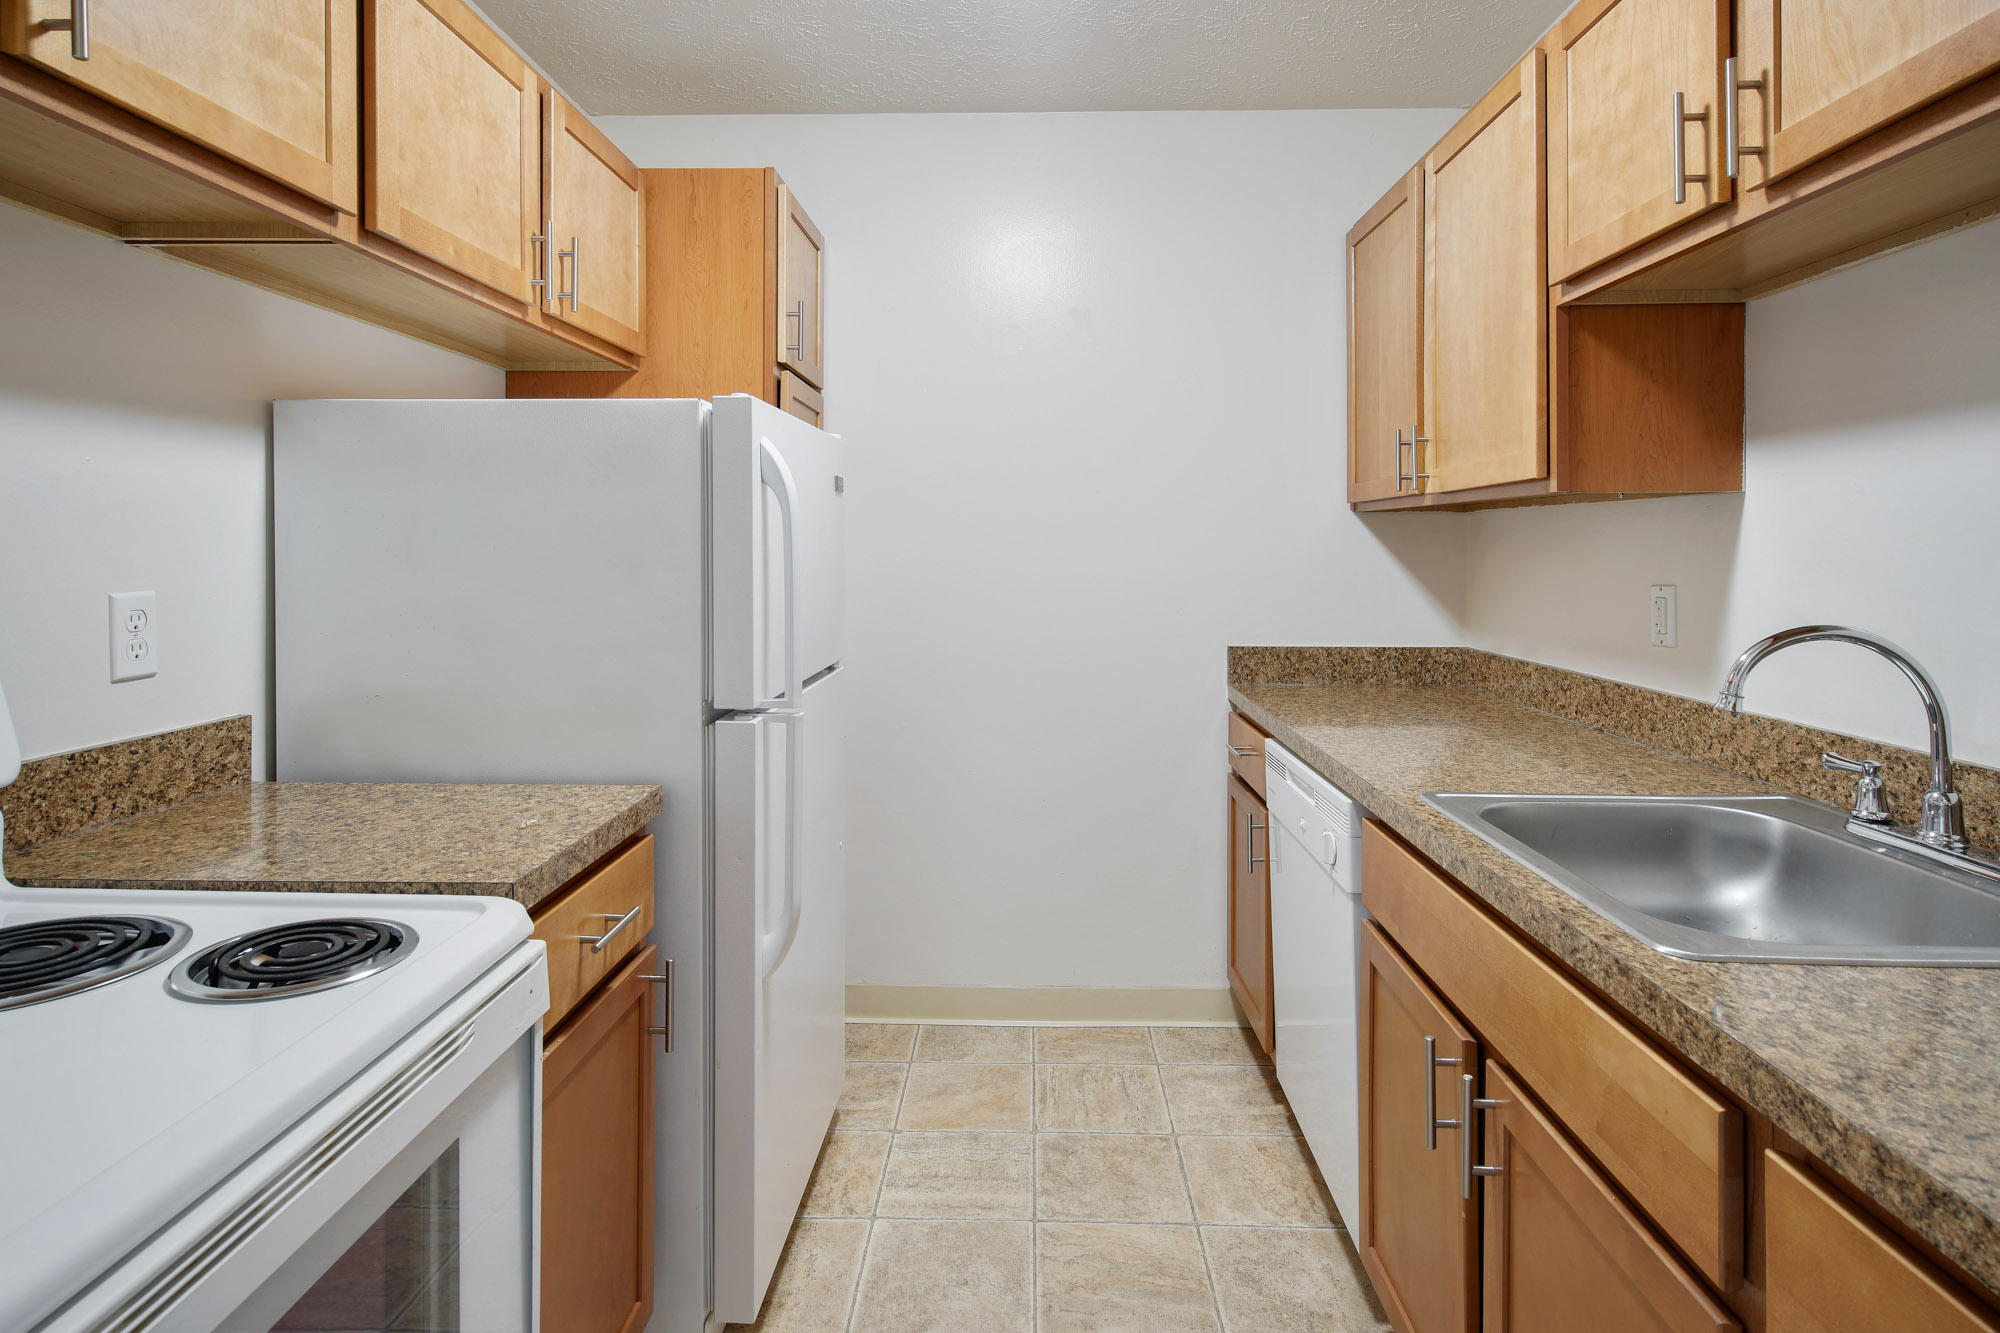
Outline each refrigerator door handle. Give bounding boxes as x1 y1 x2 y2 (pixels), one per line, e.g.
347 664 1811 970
757 438 802 711
758 709 805 978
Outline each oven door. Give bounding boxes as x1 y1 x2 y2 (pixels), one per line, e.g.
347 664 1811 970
43 945 547 1333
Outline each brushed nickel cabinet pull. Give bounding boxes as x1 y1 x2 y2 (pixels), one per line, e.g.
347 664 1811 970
556 235 580 312
1424 1035 1465 1151
1245 811 1267 874
583 904 642 954
1459 1073 1507 1198
529 226 550 305
786 301 806 359
642 960 674 1053
40 0 89 59
1725 56 1765 181
1672 91 1710 204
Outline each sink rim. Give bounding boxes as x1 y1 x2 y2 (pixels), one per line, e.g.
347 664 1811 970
1420 791 2000 967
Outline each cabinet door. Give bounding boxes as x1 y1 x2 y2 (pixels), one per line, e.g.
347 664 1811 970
1347 166 1423 503
1226 774 1275 1055
1766 1151 2000 1333
1424 52 1548 495
779 369 824 427
1545 0 1730 281
545 90 643 352
1359 923 1478 1333
1 0 358 212
1482 1061 1738 1333
364 0 540 302
542 943 658 1333
776 182 826 390
1746 0 2000 183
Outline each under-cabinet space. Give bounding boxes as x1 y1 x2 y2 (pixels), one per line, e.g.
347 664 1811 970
1226 771 1275 1055
1 0 359 213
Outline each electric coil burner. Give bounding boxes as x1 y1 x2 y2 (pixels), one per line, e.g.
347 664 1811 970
168 918 416 1002
0 915 191 1011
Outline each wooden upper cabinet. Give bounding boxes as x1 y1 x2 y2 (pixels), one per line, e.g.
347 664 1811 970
1481 1061 1740 1333
779 370 824 427
1424 51 1548 495
1226 774 1275 1055
1359 924 1479 1333
363 0 539 303
777 182 826 390
1346 167 1423 504
1545 0 1731 281
544 90 644 352
1740 0 2000 185
1766 1151 2000 1333
1 0 359 212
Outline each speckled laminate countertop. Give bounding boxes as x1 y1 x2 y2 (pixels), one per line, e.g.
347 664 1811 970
1230 681 2000 1296
3 782 662 910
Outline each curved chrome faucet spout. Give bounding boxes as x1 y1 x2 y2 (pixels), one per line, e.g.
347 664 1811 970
1715 625 1964 851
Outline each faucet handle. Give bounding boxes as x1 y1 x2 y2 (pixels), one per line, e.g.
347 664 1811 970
1823 751 1893 824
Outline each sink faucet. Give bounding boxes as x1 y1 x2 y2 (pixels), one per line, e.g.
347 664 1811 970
1716 625 1967 853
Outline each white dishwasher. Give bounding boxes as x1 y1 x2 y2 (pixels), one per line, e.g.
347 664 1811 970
1266 740 1368 1231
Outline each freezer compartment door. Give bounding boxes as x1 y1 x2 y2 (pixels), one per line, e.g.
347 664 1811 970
712 667 847 1323
711 394 845 711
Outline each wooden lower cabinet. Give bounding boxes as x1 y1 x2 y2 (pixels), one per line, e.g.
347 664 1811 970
1226 773 1275 1055
1482 1060 1738 1333
542 943 658 1333
1359 923 1478 1333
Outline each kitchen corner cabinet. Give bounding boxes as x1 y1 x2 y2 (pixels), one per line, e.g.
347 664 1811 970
508 167 830 415
1544 0 1731 282
1351 53 1744 512
1 0 360 213
530 835 660 1333
364 0 540 303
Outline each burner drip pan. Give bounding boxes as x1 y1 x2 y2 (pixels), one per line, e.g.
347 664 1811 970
0 915 191 1011
169 919 415 1002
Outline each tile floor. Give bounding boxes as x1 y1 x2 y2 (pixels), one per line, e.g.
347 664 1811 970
726 1023 1392 1333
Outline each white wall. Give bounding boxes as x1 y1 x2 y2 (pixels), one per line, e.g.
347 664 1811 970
604 111 1466 989
1464 218 2000 766
0 202 501 773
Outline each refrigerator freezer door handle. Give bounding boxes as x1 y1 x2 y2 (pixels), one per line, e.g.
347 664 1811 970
757 438 802 712
758 709 806 978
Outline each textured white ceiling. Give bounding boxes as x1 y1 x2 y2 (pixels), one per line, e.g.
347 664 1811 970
477 0 1570 115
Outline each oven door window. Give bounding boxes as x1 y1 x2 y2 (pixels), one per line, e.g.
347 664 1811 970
274 1142 460 1332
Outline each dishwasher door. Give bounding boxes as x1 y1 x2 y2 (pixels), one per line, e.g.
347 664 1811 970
1266 744 1367 1233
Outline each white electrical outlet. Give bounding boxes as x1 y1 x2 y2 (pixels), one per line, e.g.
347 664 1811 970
109 591 158 682
1650 584 1677 648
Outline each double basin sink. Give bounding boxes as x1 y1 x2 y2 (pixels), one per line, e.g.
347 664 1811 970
1423 793 2000 966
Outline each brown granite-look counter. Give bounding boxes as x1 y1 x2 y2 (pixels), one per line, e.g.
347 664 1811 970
1227 679 2000 1295
4 782 663 911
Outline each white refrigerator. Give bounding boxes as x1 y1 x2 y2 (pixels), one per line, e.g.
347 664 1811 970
272 393 845 1332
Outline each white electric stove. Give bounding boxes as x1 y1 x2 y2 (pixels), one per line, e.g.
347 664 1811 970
0 683 550 1333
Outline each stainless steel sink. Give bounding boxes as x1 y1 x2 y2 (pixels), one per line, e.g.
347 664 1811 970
1421 793 2000 966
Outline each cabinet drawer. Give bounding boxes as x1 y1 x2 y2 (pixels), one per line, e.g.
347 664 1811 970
1227 710 1269 797
1361 820 1743 1290
531 834 654 1029
1766 1151 2000 1333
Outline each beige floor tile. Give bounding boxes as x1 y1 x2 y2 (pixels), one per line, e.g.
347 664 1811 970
1035 1064 1171 1132
849 1218 1033 1333
1034 1027 1156 1064
836 1062 909 1130
877 1132 1031 1218
1036 1134 1191 1222
1161 1064 1298 1135
724 1217 870 1332
913 1024 1032 1063
1179 1136 1338 1225
846 1023 917 1061
897 1062 1033 1130
1150 1026 1270 1065
1203 1226 1391 1331
1036 1224 1221 1333
800 1131 891 1217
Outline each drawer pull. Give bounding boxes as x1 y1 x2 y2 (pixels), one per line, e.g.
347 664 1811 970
584 904 643 953
1228 745 1258 758
1425 1034 1464 1151
642 960 674 1053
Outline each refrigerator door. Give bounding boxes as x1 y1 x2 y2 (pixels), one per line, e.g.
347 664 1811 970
711 394 845 712
711 667 846 1324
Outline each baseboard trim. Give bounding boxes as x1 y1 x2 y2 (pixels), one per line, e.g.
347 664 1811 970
845 985 1243 1026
